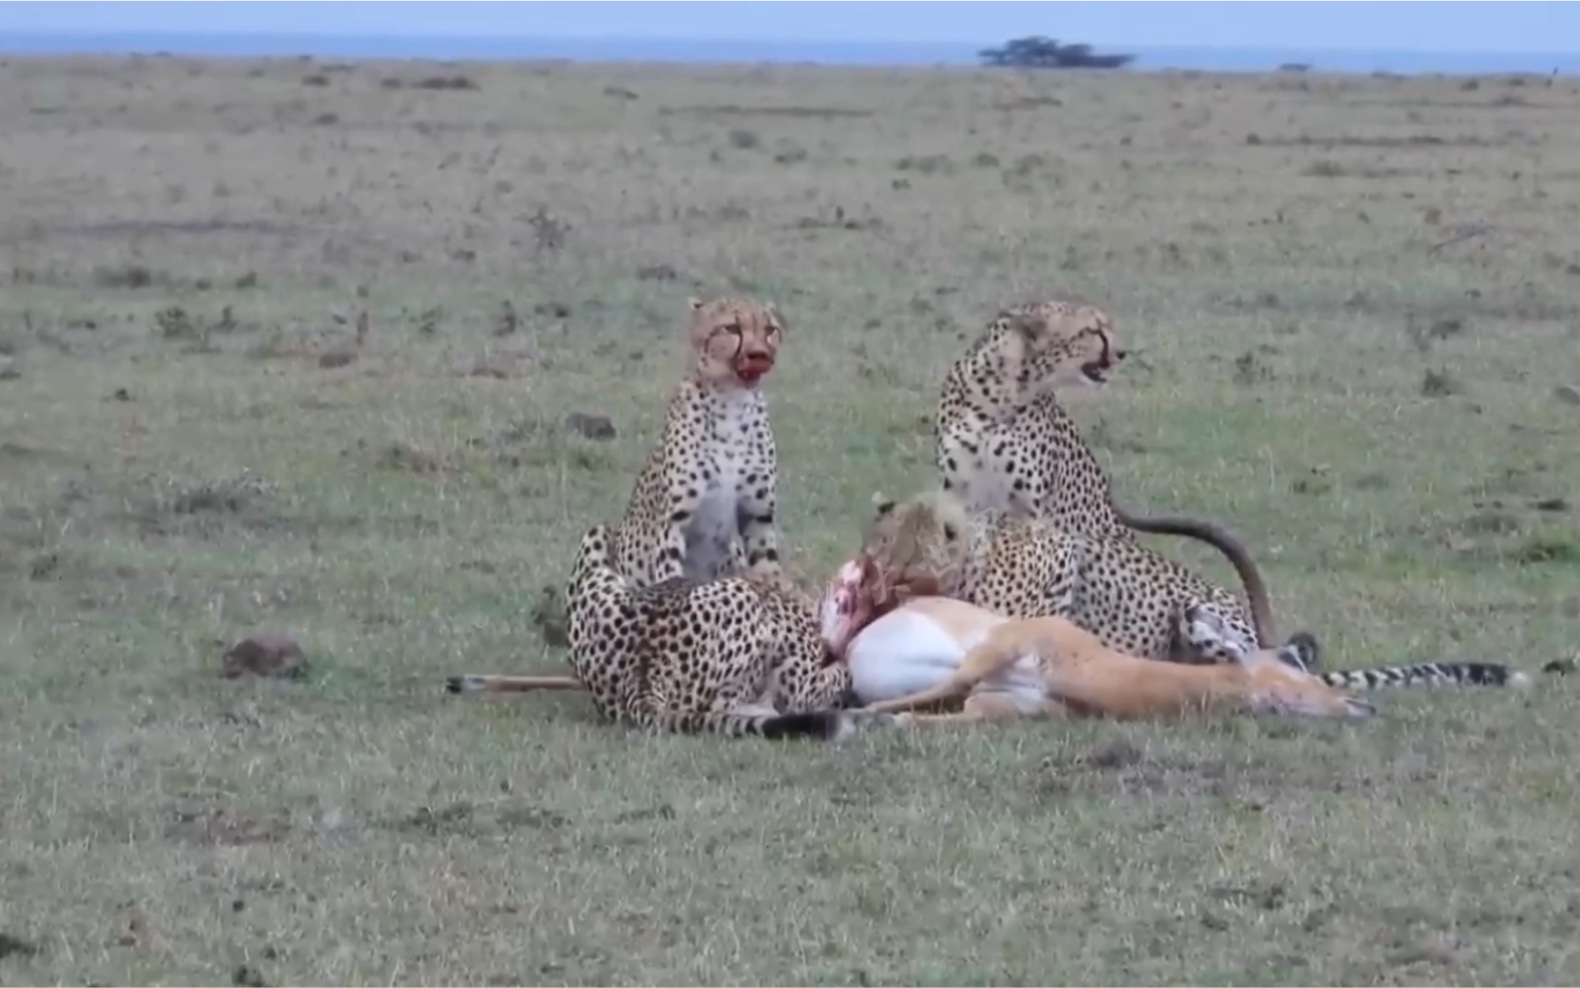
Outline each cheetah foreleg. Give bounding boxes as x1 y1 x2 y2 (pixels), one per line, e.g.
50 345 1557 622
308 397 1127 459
648 485 704 584
734 480 782 577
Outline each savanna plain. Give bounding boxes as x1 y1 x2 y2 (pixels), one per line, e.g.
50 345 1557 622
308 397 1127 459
2 52 1579 987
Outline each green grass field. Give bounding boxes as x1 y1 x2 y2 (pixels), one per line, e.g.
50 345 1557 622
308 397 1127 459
3 54 1580 986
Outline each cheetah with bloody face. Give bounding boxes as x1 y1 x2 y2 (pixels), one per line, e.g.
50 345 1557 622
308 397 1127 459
935 298 1280 647
610 296 786 591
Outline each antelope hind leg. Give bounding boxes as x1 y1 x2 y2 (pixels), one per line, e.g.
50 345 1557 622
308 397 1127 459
898 690 1061 725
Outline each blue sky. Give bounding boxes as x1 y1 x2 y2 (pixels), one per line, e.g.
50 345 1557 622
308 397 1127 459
2 1 1577 53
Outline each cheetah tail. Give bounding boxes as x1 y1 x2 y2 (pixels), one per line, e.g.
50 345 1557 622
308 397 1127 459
1115 509 1278 647
661 708 862 740
1317 661 1532 691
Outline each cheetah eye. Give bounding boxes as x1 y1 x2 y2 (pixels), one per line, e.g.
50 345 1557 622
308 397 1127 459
722 322 743 335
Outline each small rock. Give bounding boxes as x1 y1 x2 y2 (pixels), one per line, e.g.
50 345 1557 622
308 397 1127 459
1541 657 1576 675
1421 368 1460 397
0 355 19 381
318 350 357 369
111 387 132 402
222 633 307 679
1533 497 1570 512
232 964 269 988
1553 384 1580 406
563 412 616 441
0 932 38 958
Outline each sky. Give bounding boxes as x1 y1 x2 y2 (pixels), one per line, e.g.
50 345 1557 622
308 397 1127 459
3 1 1578 54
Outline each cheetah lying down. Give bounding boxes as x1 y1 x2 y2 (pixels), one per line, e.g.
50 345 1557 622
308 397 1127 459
448 524 874 740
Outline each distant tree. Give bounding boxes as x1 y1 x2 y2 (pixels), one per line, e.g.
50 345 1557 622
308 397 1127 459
978 35 1136 70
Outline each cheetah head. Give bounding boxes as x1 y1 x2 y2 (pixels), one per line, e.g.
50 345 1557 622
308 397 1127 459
995 297 1125 393
820 492 977 661
855 491 966 597
688 295 784 387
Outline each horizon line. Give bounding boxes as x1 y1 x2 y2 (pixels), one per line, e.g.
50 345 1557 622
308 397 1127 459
2 28 1579 59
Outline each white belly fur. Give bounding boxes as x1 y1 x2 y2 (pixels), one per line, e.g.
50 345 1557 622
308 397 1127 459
682 390 760 579
684 469 740 578
845 609 1045 709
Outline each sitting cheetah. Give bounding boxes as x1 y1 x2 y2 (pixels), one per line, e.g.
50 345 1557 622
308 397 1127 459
852 490 1530 691
610 295 786 590
450 524 870 739
935 298 1281 646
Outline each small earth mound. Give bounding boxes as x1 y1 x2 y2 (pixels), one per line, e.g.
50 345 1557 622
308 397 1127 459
564 412 617 441
222 633 307 679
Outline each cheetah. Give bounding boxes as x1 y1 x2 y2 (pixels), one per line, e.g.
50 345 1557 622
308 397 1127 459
448 524 873 739
847 489 1532 692
610 295 785 590
935 298 1282 647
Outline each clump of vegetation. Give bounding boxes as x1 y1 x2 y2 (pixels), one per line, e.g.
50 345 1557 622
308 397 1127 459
978 35 1136 70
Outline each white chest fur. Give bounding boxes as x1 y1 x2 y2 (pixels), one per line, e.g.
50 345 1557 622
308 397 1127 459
845 609 1044 707
938 412 1010 510
681 387 767 579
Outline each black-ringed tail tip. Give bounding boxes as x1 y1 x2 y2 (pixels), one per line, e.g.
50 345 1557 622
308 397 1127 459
1318 661 1534 691
447 674 484 694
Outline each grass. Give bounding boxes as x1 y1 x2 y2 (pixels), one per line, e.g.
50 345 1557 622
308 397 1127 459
2 54 1580 986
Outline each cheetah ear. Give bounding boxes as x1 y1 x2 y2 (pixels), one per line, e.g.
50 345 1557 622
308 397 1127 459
942 523 959 543
871 492 896 516
688 296 704 312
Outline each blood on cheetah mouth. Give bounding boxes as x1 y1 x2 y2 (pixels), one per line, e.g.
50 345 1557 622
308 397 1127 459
1080 362 1110 384
736 355 774 382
